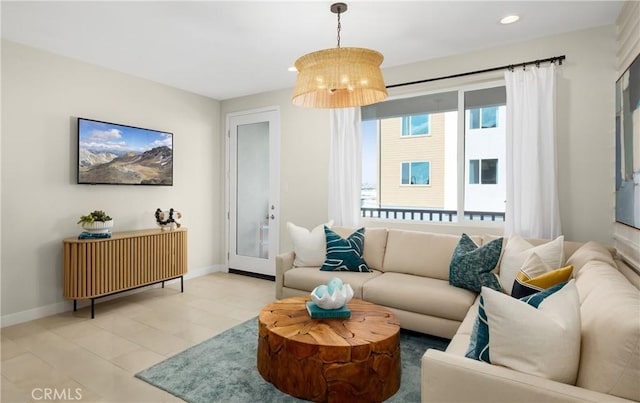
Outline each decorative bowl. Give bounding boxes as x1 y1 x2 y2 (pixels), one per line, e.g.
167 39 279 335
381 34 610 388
81 220 114 234
311 279 354 310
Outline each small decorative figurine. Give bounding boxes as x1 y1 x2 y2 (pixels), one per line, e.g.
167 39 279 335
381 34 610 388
155 208 182 231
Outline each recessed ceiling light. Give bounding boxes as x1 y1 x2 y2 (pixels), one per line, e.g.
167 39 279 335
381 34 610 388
288 66 297 72
500 15 520 25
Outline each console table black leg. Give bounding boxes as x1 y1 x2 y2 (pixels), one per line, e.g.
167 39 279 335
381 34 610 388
73 300 77 312
91 299 95 319
181 276 184 293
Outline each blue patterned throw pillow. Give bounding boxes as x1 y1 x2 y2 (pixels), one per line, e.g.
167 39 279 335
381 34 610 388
466 281 567 362
449 234 503 293
320 227 370 272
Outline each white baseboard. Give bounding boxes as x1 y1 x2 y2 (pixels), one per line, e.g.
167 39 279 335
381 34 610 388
0 301 70 329
0 264 227 328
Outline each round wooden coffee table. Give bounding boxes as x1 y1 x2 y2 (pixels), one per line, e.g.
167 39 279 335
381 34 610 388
257 297 401 402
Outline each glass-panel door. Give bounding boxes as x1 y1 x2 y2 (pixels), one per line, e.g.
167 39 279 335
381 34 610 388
228 108 279 276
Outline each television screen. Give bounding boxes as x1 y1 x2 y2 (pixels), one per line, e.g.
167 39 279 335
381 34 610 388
77 118 173 185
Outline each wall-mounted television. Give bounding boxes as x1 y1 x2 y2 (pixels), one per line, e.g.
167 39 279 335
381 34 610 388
77 118 173 185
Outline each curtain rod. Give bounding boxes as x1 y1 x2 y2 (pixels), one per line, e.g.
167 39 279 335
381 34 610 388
386 55 566 89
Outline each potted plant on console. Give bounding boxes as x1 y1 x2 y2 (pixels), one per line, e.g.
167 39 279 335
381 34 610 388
77 210 113 239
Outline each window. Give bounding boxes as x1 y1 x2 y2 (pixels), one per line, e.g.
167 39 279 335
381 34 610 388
469 160 479 184
402 114 430 136
361 84 506 222
469 107 498 129
469 159 498 184
401 161 430 185
481 159 497 184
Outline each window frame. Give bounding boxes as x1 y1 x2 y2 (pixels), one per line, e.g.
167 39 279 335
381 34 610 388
468 106 499 129
361 80 506 226
480 158 498 184
468 158 499 184
469 159 480 184
401 114 431 137
400 160 431 186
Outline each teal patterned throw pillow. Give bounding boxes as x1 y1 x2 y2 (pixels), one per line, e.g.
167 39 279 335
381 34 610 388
320 227 370 272
466 281 568 363
449 234 503 293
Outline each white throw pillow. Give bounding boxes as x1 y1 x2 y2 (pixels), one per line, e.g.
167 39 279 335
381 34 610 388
499 235 565 294
287 221 333 267
482 280 581 384
519 252 551 279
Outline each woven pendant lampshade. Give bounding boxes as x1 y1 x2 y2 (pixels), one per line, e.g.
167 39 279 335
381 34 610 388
292 3 387 108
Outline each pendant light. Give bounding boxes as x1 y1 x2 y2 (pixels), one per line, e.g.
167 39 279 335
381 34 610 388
292 2 387 108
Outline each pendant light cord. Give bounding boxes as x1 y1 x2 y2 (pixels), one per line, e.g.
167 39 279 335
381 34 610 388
336 8 342 48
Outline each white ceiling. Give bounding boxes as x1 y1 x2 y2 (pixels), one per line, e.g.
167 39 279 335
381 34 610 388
1 1 624 100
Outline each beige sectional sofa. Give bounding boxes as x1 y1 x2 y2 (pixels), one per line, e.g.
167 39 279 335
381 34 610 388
275 226 640 403
423 240 640 402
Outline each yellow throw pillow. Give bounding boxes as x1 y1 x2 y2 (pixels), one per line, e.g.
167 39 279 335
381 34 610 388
512 259 573 299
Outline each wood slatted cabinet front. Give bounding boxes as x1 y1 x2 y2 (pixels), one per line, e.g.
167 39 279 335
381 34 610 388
63 228 187 317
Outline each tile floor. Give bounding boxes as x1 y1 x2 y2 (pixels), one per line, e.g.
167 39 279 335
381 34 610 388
1 272 276 402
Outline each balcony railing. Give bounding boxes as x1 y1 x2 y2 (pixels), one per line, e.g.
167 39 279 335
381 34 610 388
361 207 505 222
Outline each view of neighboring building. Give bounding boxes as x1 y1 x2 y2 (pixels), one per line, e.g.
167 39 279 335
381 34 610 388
379 113 447 209
464 105 507 214
362 86 507 222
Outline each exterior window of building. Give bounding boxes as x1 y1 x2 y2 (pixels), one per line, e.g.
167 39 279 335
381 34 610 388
469 160 480 184
361 84 506 223
469 159 498 184
481 159 498 184
469 107 498 129
401 114 430 136
401 161 430 185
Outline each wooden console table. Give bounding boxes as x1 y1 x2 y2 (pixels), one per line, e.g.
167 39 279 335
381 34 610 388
63 228 188 318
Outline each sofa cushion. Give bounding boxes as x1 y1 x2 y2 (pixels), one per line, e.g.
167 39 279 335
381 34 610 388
287 220 333 267
449 234 503 293
476 281 581 384
446 296 481 355
574 262 640 401
332 226 388 271
284 267 382 300
565 241 615 275
362 272 476 322
320 227 370 272
382 230 481 280
499 235 565 294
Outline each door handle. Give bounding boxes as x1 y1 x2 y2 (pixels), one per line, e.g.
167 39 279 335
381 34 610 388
270 214 275 220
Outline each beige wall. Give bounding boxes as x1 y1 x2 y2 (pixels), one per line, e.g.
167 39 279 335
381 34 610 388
1 40 222 323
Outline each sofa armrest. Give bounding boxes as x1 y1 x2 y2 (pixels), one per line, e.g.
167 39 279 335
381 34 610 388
275 251 295 299
421 349 634 403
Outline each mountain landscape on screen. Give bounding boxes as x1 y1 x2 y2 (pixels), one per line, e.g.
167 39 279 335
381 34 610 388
78 118 173 185
79 146 173 185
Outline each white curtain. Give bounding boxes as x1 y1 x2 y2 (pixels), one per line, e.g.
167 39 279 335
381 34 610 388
328 107 362 227
504 64 561 239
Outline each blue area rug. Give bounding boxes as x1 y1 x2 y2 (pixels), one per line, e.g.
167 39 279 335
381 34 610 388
136 317 449 402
